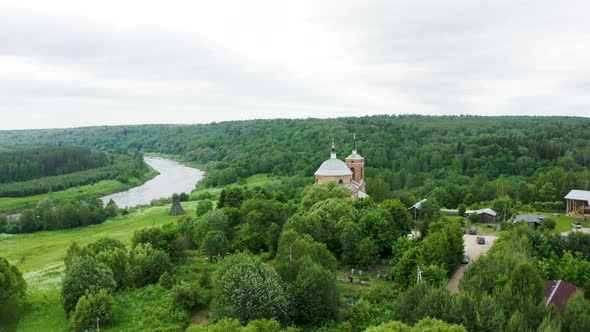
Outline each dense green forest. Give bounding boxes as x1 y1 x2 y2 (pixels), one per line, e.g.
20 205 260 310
0 147 109 183
0 151 148 197
1 116 589 209
2 116 590 331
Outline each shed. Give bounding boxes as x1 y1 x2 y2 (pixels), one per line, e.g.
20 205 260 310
564 190 590 219
545 280 583 311
464 208 497 223
408 199 427 220
513 214 547 230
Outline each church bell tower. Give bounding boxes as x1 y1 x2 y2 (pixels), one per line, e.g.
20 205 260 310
345 133 365 192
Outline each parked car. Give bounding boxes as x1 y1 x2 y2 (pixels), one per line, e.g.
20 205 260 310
477 236 485 245
461 227 466 234
572 221 582 229
469 227 477 235
461 255 470 264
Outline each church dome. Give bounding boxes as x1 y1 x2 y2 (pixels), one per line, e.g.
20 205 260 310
314 158 353 176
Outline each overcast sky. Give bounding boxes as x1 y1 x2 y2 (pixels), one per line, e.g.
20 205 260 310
1 1 589 130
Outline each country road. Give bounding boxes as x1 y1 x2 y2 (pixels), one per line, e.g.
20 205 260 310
447 234 498 293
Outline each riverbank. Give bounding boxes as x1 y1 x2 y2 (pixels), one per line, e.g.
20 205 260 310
0 168 158 214
100 157 204 208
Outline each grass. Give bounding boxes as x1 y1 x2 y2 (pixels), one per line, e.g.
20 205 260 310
0 169 158 214
533 211 590 233
0 201 199 331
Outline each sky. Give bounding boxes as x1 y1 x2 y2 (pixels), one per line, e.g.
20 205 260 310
1 0 589 130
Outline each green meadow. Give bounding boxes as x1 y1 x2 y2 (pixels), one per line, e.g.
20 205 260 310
0 169 158 214
0 172 283 331
0 201 198 331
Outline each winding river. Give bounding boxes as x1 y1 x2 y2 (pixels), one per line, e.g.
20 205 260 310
100 157 204 208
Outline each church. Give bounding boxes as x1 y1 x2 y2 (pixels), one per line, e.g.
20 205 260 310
314 136 367 199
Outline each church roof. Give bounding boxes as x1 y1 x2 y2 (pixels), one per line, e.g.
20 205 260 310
315 158 353 176
346 151 364 160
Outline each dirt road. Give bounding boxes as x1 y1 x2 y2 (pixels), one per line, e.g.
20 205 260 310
447 234 498 293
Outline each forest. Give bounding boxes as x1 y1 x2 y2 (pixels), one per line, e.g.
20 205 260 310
0 150 149 198
1 115 590 331
0 147 109 183
1 116 589 208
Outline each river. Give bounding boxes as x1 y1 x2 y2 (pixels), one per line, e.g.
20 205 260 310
100 156 204 208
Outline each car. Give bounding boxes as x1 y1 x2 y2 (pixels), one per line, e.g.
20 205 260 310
572 221 582 229
461 255 470 264
469 227 477 235
461 227 466 234
477 236 485 245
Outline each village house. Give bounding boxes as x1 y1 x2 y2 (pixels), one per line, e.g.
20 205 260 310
545 280 583 311
513 214 547 230
564 189 590 220
464 208 497 223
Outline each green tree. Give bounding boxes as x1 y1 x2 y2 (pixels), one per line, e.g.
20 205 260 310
192 210 230 247
340 221 363 265
538 182 558 202
275 229 337 282
62 256 117 314
0 256 27 325
215 252 291 323
202 230 229 262
298 182 350 211
457 204 466 217
128 243 172 287
217 185 245 209
292 258 339 324
562 292 590 332
68 289 114 332
173 283 200 311
196 200 213 216
380 199 414 242
357 237 379 267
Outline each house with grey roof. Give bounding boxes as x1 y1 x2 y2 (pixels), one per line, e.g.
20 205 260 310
513 214 547 230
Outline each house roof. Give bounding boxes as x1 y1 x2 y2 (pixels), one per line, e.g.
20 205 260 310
465 208 497 216
513 214 547 224
545 280 581 310
564 190 590 204
409 199 427 210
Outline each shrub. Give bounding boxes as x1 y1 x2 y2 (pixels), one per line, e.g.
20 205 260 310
68 289 114 332
62 256 116 314
173 284 200 311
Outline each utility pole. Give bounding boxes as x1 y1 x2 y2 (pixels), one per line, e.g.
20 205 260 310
416 267 422 284
96 317 100 332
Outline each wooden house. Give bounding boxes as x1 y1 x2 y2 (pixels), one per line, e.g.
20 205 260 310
564 190 590 219
464 208 497 223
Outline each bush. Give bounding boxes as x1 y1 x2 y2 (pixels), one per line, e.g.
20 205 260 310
196 200 213 216
128 243 172 287
173 283 200 311
62 256 117 314
68 289 114 332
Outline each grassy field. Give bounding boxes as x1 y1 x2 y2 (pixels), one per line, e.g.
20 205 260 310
0 171 284 331
0 169 158 214
0 201 199 332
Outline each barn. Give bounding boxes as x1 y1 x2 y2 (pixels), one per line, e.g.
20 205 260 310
564 190 590 219
464 208 497 223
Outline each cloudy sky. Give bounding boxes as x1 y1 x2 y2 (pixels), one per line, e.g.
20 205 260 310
1 0 589 130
